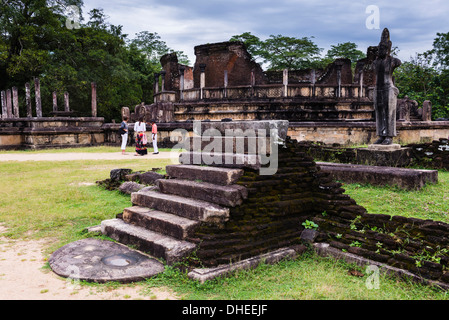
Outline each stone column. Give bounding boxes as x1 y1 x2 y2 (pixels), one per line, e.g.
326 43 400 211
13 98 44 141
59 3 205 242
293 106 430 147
179 66 185 101
199 64 206 100
52 92 58 112
283 69 288 97
34 78 42 118
6 89 12 118
25 83 32 117
12 87 19 118
224 70 228 98
422 100 432 121
160 70 166 92
359 71 364 98
64 91 70 112
154 73 160 94
335 61 343 98
311 70 316 97
1 91 6 119
91 82 97 117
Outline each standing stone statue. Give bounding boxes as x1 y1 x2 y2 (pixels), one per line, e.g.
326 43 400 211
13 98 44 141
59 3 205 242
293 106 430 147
372 28 402 145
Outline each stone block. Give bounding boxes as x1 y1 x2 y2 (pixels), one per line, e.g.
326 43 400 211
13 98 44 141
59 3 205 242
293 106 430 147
101 218 196 265
157 179 247 207
118 181 146 194
165 164 244 185
356 147 412 167
317 162 438 190
122 206 199 240
110 168 132 181
131 189 230 223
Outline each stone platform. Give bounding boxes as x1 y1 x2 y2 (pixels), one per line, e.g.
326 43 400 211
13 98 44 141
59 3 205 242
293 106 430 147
317 162 438 190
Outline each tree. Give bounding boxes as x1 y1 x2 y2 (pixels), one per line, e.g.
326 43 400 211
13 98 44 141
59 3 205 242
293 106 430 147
230 32 323 71
229 31 264 63
325 42 365 65
129 31 190 66
0 1 187 121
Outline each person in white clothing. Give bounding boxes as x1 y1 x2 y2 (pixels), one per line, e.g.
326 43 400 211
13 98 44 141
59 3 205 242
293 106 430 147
134 117 147 156
119 116 129 155
150 120 158 154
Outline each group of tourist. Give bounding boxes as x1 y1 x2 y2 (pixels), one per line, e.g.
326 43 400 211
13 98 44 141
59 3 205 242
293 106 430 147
119 116 158 156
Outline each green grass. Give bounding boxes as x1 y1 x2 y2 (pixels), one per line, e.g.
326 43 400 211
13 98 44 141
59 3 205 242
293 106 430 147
1 150 449 299
0 158 173 253
342 171 449 223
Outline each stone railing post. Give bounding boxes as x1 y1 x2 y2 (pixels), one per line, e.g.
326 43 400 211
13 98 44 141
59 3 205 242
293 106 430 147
91 82 97 117
34 78 42 118
52 92 58 112
283 69 288 97
64 91 70 112
6 89 12 118
1 91 6 119
12 87 19 118
25 83 32 117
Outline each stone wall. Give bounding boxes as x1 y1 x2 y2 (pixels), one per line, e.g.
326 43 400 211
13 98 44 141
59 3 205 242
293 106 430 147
297 138 449 170
313 208 449 285
193 41 266 88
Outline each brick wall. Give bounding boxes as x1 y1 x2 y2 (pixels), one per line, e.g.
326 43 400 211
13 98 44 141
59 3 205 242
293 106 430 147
187 138 449 286
186 138 366 267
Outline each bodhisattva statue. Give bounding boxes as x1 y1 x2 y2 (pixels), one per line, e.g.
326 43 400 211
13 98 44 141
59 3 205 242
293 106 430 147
372 28 402 145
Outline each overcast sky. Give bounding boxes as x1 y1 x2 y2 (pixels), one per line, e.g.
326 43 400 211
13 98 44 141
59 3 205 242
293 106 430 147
80 0 448 67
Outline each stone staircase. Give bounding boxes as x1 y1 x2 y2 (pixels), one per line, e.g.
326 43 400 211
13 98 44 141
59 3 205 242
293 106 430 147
101 163 247 265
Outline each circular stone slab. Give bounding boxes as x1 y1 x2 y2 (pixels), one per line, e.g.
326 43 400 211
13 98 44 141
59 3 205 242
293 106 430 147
49 238 165 283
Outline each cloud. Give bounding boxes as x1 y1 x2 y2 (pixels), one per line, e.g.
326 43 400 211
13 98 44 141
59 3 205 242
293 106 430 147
81 0 449 66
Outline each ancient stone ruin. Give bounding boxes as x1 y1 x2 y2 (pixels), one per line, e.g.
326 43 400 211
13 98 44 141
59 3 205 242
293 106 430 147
0 79 105 150
92 120 449 288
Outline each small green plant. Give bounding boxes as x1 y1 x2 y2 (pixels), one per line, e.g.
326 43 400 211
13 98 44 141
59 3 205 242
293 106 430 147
302 220 318 230
349 241 362 248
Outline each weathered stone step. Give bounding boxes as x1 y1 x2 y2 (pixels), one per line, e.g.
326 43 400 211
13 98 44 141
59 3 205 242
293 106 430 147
122 206 200 240
165 164 244 186
179 151 262 170
131 189 230 223
101 218 196 265
157 179 248 207
180 136 272 154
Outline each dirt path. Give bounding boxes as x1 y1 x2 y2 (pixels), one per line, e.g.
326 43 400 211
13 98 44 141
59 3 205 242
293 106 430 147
0 226 178 300
0 151 177 162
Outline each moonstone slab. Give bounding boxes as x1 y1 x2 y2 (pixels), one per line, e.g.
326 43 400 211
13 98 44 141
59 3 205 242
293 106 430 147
49 238 164 283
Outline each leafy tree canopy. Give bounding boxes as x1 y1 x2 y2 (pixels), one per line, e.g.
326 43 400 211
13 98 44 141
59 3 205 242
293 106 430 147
0 0 189 121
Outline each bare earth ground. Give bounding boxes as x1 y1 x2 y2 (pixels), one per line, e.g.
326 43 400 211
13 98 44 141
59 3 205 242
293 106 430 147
0 152 178 300
0 224 177 300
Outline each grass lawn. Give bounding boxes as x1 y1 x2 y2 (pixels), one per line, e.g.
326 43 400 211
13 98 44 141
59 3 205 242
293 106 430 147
1 150 449 300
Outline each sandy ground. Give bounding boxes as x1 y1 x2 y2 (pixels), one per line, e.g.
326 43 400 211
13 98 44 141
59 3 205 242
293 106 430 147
0 224 178 300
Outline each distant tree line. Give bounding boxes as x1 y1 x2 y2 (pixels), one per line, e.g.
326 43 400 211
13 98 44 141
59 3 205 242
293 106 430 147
1 1 448 120
231 31 449 120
